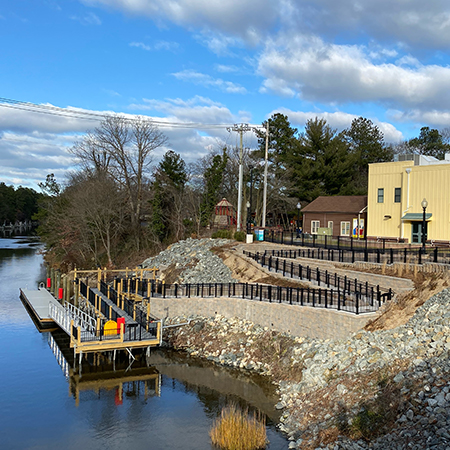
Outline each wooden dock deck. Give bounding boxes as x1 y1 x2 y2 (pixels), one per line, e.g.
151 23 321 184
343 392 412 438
20 281 163 357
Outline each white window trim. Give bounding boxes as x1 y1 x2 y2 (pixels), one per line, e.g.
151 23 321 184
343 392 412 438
340 221 350 236
311 220 320 234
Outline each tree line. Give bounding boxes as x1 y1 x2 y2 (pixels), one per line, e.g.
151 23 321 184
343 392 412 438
0 183 42 224
34 114 450 270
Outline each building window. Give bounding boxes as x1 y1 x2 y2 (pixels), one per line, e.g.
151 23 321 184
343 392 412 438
377 188 384 203
328 221 333 231
394 187 401 203
340 221 350 236
311 220 320 234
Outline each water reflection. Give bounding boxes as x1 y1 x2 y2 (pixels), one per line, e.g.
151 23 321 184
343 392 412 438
2 237 287 449
45 328 287 449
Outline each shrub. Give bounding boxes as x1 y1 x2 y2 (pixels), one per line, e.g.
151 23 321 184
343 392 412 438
234 231 246 242
212 230 233 239
210 404 267 450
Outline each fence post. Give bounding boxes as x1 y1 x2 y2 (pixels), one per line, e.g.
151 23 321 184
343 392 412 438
418 248 422 265
390 248 394 264
356 292 359 314
291 261 294 278
434 247 438 263
337 288 341 310
283 259 286 276
317 267 320 286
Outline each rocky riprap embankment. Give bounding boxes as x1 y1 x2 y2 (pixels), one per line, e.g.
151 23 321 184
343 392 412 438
141 238 236 284
163 288 450 450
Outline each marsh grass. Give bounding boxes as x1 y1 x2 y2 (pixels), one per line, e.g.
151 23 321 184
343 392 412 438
210 404 267 450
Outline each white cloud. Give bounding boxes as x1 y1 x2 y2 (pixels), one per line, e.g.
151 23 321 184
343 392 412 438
129 96 237 126
130 41 151 51
154 40 179 52
215 64 239 73
388 109 450 130
273 108 404 143
285 0 450 51
130 40 179 52
82 0 276 44
70 12 101 25
172 70 247 94
257 34 450 110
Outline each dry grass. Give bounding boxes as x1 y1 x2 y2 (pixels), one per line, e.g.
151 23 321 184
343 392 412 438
210 404 267 450
365 271 450 331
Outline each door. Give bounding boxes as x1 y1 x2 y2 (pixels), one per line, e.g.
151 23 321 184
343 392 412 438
412 222 427 243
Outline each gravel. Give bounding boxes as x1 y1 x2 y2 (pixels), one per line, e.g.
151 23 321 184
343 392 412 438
141 237 236 284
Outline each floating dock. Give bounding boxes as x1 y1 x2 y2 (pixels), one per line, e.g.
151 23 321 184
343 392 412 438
20 287 61 330
20 278 162 359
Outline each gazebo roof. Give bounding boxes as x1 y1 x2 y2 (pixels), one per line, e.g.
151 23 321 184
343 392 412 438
215 198 234 208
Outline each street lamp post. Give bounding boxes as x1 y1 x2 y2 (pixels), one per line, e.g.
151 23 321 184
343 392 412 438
246 201 251 235
421 198 428 250
296 202 301 237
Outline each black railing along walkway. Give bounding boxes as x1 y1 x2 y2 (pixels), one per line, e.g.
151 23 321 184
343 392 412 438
242 251 392 309
264 230 450 265
115 277 386 315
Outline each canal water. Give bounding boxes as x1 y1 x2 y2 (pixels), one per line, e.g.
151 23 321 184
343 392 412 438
0 237 287 450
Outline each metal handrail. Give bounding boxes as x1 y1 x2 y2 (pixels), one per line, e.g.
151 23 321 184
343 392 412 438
64 301 97 332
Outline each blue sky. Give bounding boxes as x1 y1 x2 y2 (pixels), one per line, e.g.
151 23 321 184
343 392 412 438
2 0 450 189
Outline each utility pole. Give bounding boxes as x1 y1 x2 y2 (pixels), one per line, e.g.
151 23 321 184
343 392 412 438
262 120 269 228
227 123 251 231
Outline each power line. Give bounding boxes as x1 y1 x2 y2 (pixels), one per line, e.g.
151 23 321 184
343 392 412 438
0 96 265 131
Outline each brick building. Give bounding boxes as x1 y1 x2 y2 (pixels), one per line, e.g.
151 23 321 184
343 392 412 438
302 196 368 237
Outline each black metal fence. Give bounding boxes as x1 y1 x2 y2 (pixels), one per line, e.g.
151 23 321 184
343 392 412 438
243 250 392 307
263 230 450 265
100 280 158 337
77 280 158 340
115 277 385 315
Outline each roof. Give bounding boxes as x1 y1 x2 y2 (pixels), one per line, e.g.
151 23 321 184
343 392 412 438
302 196 368 214
401 213 432 221
215 198 234 208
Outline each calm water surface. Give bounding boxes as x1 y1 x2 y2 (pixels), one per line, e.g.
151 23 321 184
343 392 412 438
0 237 287 450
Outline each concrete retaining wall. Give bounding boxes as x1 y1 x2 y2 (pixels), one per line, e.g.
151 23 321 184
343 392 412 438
151 296 377 341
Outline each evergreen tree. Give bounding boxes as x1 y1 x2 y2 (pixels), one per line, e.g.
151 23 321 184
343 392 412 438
344 117 392 193
200 150 228 227
408 127 450 160
150 150 188 242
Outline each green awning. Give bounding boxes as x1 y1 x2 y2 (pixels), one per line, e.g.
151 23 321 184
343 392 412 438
401 213 432 221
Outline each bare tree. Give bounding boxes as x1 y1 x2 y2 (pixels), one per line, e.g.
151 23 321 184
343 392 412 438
70 115 168 250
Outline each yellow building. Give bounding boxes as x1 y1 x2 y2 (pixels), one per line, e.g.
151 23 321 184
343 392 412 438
367 154 450 243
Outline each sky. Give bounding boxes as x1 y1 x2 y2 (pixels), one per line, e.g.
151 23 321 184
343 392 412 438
2 0 450 190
